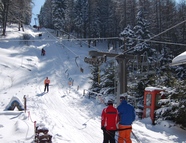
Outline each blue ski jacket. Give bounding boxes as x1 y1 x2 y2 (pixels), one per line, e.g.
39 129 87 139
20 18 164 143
117 100 136 125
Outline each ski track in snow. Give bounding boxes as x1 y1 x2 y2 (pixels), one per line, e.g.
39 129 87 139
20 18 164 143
23 32 102 142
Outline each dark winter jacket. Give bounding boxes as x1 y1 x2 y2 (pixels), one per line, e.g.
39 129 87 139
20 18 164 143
117 100 135 125
101 105 119 130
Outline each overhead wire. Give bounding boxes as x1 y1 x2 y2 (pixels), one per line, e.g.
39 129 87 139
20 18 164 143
2 36 186 47
59 29 108 53
43 28 90 75
0 37 118 41
1 31 186 47
1 20 186 63
43 28 79 57
106 19 186 62
127 38 186 47
39 28 101 62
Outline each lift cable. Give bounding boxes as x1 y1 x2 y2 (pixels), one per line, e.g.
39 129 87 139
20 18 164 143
106 19 186 62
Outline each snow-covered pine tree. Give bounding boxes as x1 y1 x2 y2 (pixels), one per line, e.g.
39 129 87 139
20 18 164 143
73 0 89 38
120 24 136 53
52 0 67 36
38 0 53 28
65 0 75 33
89 60 117 100
87 0 101 46
98 0 114 38
133 9 151 55
99 61 116 96
89 65 101 98
155 75 186 129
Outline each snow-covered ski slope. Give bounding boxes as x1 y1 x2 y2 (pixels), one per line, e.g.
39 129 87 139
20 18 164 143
0 25 186 143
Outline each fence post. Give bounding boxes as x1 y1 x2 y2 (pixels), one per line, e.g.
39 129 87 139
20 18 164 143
34 121 37 142
23 95 26 113
88 92 90 99
83 89 85 96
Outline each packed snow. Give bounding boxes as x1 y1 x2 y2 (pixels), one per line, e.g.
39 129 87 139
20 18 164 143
0 24 186 143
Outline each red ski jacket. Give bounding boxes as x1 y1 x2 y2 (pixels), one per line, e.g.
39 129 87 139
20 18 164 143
101 105 119 130
44 79 50 84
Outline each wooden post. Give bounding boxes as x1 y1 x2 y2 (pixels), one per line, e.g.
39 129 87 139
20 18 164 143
98 66 100 84
83 89 85 96
23 95 26 113
117 58 127 93
34 121 37 142
116 58 127 106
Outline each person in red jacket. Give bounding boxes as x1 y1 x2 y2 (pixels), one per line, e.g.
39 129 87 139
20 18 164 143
44 77 50 92
101 100 119 143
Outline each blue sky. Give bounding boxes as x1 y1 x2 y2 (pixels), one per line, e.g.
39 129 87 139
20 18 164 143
31 0 45 25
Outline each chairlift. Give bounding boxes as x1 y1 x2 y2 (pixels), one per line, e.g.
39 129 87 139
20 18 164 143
128 51 158 78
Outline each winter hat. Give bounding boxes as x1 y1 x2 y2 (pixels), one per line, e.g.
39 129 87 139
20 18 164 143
120 96 126 100
107 100 113 105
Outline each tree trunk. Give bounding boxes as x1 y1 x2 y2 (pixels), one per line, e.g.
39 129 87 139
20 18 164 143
2 0 10 36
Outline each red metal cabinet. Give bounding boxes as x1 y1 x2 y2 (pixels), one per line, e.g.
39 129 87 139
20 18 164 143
143 87 163 124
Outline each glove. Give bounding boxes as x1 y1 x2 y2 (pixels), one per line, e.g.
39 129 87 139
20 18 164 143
101 126 106 131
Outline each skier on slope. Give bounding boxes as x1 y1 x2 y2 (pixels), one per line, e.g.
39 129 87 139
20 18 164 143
41 48 45 56
101 100 119 143
117 96 136 143
44 77 50 92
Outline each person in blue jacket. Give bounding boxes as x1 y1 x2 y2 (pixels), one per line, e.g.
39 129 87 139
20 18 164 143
117 96 136 143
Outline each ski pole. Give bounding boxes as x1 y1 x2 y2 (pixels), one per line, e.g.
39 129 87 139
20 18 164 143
132 131 141 143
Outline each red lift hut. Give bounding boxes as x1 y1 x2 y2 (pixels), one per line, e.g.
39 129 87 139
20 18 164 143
143 87 163 124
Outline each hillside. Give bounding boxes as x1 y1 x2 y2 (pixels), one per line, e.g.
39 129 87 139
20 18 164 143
0 25 186 143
